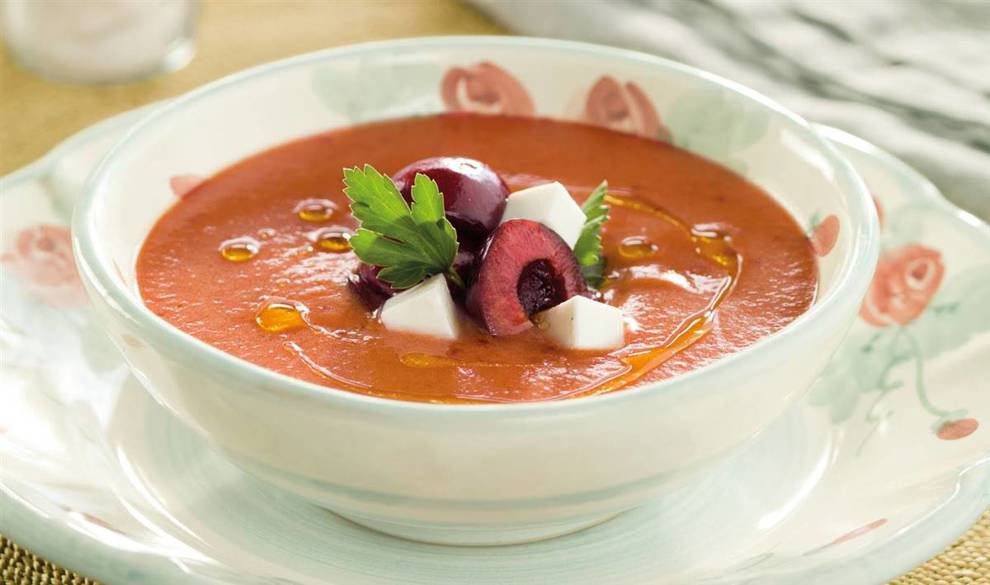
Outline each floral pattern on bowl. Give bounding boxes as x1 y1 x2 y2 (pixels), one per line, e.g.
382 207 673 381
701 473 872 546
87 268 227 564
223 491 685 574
434 60 849 268
440 61 535 116
810 214 840 257
168 174 204 198
573 75 671 140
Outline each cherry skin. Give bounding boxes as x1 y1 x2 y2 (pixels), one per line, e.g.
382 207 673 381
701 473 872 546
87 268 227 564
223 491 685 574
350 158 508 310
391 157 509 250
348 264 395 310
349 249 479 310
467 219 588 336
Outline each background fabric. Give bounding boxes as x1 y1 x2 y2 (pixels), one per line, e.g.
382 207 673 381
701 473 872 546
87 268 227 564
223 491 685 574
469 0 990 220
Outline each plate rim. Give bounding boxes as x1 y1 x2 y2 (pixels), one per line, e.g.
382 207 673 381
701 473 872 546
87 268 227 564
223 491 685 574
1 112 988 585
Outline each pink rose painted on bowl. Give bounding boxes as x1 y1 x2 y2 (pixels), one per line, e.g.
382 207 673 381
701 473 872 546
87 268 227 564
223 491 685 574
169 174 204 197
440 62 534 117
859 244 944 327
937 418 979 440
1 224 86 307
810 214 839 256
580 76 670 141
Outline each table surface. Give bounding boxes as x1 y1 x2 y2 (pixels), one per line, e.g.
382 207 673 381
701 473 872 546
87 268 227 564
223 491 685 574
0 1 986 583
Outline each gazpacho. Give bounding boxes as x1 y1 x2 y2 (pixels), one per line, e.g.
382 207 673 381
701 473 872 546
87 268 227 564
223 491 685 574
137 113 817 403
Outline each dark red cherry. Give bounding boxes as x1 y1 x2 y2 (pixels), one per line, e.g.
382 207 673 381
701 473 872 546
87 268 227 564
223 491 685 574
466 220 587 336
349 249 479 310
392 157 509 248
348 264 396 310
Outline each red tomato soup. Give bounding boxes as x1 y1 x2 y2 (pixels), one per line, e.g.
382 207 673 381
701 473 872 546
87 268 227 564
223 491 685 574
137 114 818 403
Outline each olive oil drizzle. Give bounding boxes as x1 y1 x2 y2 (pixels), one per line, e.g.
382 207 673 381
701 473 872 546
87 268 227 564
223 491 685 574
574 194 742 397
256 191 741 401
395 192 742 400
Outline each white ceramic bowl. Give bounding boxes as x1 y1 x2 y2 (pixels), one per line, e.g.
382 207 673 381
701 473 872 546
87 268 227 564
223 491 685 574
73 37 878 545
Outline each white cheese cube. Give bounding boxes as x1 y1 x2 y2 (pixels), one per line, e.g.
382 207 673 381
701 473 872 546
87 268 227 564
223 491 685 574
534 296 625 350
500 182 586 248
380 274 459 340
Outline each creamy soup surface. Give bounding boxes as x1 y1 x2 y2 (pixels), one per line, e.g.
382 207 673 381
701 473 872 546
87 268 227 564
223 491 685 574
137 114 818 403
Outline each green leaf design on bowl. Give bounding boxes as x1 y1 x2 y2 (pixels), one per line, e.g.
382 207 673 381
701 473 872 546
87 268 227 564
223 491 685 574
664 89 770 170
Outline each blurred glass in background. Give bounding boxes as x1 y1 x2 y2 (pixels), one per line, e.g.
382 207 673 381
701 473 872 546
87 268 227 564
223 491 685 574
1 0 197 84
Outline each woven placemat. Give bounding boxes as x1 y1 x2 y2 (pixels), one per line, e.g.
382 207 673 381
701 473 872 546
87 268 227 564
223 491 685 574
1 536 99 585
2 509 988 584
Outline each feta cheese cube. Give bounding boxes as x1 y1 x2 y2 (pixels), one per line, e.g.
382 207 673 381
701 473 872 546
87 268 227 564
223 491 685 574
380 274 459 340
534 296 625 350
500 182 586 248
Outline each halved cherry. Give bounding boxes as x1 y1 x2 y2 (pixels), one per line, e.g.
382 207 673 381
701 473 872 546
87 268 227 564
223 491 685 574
467 219 588 336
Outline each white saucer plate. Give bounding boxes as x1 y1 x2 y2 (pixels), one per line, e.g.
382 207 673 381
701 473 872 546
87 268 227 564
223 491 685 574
0 110 988 585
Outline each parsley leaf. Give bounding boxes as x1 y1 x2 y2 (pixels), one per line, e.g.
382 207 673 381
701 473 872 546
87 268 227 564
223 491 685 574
343 164 462 289
573 181 610 288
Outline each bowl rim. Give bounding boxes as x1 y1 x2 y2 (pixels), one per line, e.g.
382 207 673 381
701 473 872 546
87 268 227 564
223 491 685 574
73 35 879 416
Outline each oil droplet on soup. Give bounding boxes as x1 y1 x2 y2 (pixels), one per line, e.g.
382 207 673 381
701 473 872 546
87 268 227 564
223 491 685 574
400 353 460 368
618 236 658 259
218 236 260 262
695 235 736 269
295 198 336 222
311 227 352 253
257 228 277 240
255 300 307 333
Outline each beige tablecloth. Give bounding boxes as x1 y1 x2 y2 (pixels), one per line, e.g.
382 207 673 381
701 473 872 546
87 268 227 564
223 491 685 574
0 1 985 583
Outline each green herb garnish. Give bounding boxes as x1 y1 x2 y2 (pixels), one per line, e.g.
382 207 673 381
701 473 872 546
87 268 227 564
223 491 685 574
343 164 462 289
573 181 610 288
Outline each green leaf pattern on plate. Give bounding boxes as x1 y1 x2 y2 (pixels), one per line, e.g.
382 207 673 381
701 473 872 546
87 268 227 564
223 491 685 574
809 199 988 446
